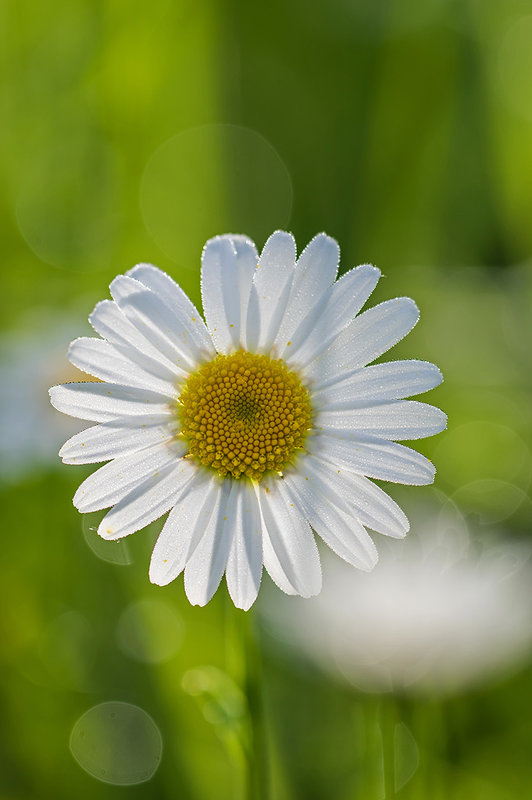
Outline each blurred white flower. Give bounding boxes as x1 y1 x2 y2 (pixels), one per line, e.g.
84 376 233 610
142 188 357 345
263 498 532 694
0 312 90 483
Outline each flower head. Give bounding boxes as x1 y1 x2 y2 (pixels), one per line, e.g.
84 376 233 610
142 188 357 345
49 231 446 609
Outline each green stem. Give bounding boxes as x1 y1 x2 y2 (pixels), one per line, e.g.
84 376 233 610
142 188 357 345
359 694 399 799
224 595 268 800
242 611 269 800
358 695 383 799
380 697 397 800
416 698 447 800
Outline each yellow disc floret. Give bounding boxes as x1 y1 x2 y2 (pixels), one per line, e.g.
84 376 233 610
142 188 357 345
177 350 312 481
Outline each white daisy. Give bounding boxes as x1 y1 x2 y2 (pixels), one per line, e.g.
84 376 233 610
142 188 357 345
49 231 446 610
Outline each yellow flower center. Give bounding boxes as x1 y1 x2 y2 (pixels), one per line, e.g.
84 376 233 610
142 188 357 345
178 350 312 481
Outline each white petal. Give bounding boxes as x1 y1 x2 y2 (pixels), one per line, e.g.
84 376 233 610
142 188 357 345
305 455 409 538
284 264 381 369
315 456 410 539
73 442 184 512
89 299 184 379
318 400 447 440
288 454 354 517
110 275 205 370
257 478 321 597
273 233 339 358
184 479 234 606
292 454 407 537
345 473 409 538
68 337 178 397
98 459 195 540
59 419 175 464
149 471 218 585
49 382 173 423
201 235 258 353
245 230 296 352
226 481 263 610
306 297 420 385
126 262 215 358
284 465 378 571
312 360 443 408
312 431 436 484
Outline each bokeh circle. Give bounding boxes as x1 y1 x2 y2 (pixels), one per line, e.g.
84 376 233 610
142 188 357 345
116 599 184 664
140 124 293 270
69 701 162 785
81 512 133 565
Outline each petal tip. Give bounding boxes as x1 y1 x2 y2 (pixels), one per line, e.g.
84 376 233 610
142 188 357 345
359 554 379 573
233 596 256 612
357 262 381 277
435 409 448 433
299 579 322 599
97 519 118 540
126 261 159 276
393 525 409 540
72 490 87 512
260 230 296 261
148 570 168 587
202 234 237 259
184 578 212 607
58 440 69 458
48 385 64 411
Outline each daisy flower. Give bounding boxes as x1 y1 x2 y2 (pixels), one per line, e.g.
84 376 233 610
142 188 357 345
49 231 446 609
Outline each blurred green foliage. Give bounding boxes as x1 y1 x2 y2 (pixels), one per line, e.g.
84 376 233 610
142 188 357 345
1 0 532 797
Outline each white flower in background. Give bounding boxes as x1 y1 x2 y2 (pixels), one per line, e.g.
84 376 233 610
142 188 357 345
265 500 532 693
49 231 446 609
0 314 90 483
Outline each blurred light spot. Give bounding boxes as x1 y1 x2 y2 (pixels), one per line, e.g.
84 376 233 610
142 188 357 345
433 491 470 561
16 137 124 272
452 478 530 524
70 701 162 785
140 124 292 271
420 274 522 387
85 7 173 121
182 666 246 728
432 420 530 489
20 610 94 692
38 611 93 691
0 314 87 482
262 496 532 695
82 512 133 565
498 266 532 369
116 599 183 664
497 16 532 123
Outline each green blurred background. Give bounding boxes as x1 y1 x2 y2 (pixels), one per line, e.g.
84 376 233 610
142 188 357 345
1 0 532 797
